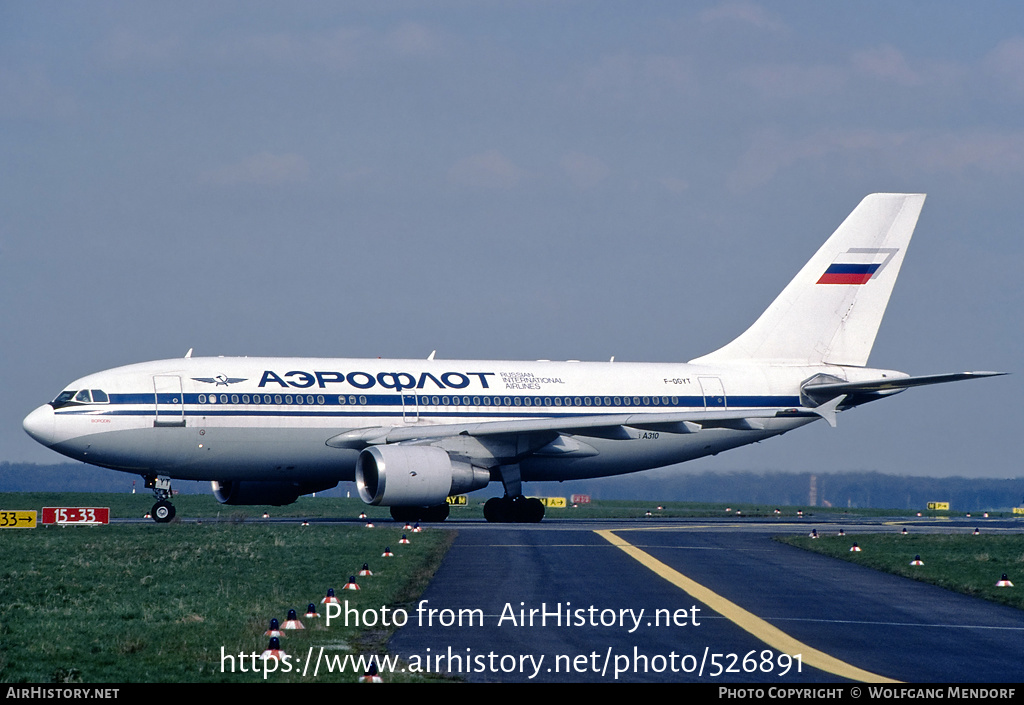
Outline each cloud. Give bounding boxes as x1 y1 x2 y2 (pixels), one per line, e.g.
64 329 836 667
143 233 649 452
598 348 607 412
985 36 1024 95
0 67 76 119
202 152 310 186
559 152 610 189
851 45 921 86
660 177 690 195
699 2 787 32
447 150 526 189
728 129 1024 190
385 22 447 58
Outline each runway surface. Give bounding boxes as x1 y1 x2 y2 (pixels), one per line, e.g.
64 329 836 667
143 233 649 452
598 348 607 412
388 518 1024 683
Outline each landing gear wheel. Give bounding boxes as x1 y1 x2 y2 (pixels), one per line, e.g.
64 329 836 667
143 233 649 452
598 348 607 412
152 500 176 523
422 503 450 522
390 504 450 522
484 497 510 523
484 496 545 523
390 506 417 522
520 497 545 523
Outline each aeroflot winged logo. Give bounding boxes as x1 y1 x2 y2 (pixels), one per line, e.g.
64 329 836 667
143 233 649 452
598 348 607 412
817 247 898 285
192 375 248 386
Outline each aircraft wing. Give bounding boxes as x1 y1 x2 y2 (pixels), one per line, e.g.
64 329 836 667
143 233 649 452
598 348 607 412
324 406 812 449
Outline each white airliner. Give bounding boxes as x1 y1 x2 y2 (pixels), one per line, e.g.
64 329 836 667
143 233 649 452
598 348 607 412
23 194 1002 522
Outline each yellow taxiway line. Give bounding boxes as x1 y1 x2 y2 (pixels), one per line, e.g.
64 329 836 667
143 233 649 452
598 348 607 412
595 528 899 683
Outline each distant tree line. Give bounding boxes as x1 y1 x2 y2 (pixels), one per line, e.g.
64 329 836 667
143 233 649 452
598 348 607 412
525 469 1024 512
3 462 1022 511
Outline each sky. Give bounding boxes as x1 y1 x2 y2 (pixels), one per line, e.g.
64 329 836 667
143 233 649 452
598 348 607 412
2 1 1021 481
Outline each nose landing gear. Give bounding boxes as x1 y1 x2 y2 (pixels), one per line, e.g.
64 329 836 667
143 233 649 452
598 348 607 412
145 475 176 523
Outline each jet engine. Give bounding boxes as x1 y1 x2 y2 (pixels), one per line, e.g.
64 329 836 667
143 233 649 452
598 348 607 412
356 445 490 506
211 480 338 506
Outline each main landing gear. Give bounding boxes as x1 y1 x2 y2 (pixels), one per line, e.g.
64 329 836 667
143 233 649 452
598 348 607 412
145 475 176 523
483 495 545 523
482 463 545 523
390 504 450 523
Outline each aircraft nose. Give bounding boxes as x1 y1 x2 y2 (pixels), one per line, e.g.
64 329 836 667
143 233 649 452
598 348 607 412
23 404 56 447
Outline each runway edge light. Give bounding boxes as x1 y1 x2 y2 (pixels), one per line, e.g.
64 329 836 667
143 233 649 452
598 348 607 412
262 637 285 660
282 608 304 629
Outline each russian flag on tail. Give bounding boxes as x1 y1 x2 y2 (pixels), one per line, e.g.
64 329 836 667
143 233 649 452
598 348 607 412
817 248 897 285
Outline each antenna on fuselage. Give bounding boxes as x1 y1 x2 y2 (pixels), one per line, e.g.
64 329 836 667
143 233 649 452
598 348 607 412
427 350 436 360
184 348 193 358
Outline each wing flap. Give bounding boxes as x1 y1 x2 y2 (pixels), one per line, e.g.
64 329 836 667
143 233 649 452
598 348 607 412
325 408 788 449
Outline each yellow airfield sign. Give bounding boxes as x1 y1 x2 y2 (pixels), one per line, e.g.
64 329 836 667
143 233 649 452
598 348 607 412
0 510 38 529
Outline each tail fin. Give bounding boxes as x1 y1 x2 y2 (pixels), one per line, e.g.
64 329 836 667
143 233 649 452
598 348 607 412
690 193 926 367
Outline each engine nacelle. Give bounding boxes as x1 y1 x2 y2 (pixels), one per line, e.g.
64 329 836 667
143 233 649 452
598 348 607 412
356 445 490 506
211 480 337 506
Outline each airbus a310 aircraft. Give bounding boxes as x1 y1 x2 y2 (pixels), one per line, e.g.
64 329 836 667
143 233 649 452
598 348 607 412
23 194 1002 522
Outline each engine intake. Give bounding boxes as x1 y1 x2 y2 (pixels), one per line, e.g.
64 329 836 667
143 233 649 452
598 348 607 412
356 445 489 506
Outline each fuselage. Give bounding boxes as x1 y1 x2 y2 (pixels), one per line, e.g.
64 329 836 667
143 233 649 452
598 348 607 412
22 355 902 486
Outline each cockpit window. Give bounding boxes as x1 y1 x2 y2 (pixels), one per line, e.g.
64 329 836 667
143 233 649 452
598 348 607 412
53 391 77 405
50 389 109 409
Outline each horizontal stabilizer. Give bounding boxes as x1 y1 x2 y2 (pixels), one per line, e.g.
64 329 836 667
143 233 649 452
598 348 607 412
802 371 1005 407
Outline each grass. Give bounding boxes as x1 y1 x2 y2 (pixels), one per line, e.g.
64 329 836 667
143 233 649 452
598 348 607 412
3 493 1021 681
2 492 1016 522
0 521 453 683
778 533 1024 610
